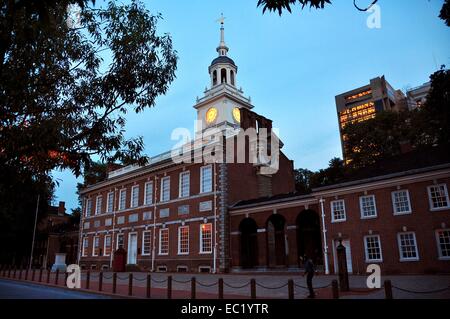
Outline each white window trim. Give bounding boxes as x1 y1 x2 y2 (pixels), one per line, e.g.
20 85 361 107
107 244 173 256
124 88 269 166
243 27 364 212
82 237 89 257
331 200 347 223
364 235 383 263
95 195 102 215
435 229 450 260
116 233 124 250
360 195 378 219
131 185 139 208
397 232 419 262
178 226 190 255
200 223 213 254
427 184 450 212
92 236 100 257
159 228 169 256
142 230 152 256
106 192 114 213
144 181 153 205
119 189 127 211
103 235 112 257
85 198 93 217
200 165 213 194
391 190 412 215
179 171 190 198
160 176 171 202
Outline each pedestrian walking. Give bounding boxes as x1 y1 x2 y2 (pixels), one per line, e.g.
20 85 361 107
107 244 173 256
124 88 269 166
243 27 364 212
303 255 316 298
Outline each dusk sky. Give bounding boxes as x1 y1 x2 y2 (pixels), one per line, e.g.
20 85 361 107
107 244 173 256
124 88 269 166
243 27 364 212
53 0 450 212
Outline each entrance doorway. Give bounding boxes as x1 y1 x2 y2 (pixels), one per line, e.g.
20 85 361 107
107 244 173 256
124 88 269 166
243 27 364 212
127 233 137 265
267 214 287 267
297 210 323 266
239 218 258 269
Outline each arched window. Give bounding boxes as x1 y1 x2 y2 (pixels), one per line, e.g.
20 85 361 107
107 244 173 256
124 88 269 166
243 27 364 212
212 70 217 86
221 68 227 84
230 70 235 86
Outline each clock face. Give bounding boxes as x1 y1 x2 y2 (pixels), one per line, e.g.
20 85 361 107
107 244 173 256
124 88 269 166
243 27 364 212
232 107 241 123
206 107 218 124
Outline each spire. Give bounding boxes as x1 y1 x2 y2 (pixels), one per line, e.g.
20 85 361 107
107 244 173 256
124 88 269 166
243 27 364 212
216 14 228 56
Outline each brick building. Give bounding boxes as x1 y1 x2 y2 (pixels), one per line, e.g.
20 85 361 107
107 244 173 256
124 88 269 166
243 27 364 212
78 24 450 275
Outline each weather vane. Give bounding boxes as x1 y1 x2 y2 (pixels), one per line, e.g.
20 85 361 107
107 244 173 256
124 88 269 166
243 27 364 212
216 13 225 25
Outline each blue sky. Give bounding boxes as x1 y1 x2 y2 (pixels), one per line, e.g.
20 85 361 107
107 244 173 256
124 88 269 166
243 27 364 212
52 0 450 211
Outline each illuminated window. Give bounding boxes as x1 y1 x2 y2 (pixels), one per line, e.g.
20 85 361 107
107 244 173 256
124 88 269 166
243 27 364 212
200 223 213 254
178 226 189 255
345 90 372 101
159 228 169 255
142 231 151 256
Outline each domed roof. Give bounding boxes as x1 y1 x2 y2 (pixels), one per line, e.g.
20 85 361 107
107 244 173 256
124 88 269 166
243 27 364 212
210 56 236 67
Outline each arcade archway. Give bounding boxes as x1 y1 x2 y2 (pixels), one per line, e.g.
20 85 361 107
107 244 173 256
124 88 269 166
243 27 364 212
267 214 287 267
297 210 323 265
239 218 258 269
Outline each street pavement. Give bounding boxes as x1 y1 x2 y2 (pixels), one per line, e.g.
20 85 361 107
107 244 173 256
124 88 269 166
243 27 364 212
0 279 111 299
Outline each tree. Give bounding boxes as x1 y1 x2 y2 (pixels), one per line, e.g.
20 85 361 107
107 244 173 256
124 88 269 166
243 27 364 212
440 0 450 26
257 0 450 27
0 166 54 266
0 0 177 177
309 157 347 188
294 168 314 194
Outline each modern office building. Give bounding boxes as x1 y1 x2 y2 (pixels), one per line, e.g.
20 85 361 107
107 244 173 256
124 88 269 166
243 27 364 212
335 76 408 161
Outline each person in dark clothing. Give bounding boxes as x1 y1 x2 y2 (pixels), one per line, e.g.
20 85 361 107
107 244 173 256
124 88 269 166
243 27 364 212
303 255 316 298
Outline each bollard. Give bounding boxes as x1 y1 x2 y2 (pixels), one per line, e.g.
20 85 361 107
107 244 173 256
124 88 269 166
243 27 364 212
99 272 103 292
31 269 35 281
13 267 17 279
55 269 59 285
86 271 90 289
18 268 22 280
288 279 294 300
39 269 43 283
167 275 172 299
191 277 196 299
332 280 339 299
112 273 117 294
384 280 393 299
25 268 29 281
146 274 151 298
65 272 68 285
250 279 256 299
47 269 50 284
218 278 224 299
128 273 133 296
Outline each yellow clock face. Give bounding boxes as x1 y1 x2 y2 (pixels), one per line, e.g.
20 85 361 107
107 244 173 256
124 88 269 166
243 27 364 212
206 107 218 124
232 107 241 123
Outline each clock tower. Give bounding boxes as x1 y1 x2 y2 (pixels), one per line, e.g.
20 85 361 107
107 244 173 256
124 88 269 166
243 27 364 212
194 18 254 136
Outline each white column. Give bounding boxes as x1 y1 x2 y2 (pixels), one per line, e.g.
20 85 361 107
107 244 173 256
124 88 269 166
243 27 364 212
320 198 330 275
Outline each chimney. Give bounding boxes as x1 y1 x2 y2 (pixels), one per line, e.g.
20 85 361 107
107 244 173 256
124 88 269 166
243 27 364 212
58 201 66 216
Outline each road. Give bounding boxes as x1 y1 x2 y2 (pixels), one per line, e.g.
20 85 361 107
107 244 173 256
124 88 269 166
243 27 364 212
0 279 111 299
